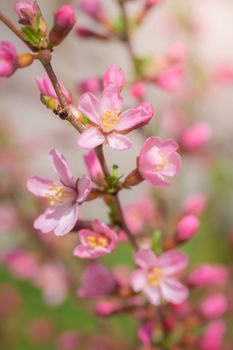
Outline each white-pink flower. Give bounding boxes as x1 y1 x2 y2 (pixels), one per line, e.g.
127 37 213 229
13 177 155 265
27 149 92 236
131 248 189 305
138 136 181 188
73 220 118 259
103 65 125 90
77 83 154 150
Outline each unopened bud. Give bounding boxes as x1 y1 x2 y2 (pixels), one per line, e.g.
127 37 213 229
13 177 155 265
17 53 34 68
49 5 76 46
76 27 109 40
41 95 58 110
122 169 143 188
176 214 200 242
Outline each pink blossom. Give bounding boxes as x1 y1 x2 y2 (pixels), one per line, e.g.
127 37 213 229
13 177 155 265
78 77 100 94
0 41 18 78
167 42 186 63
77 82 154 150
124 196 156 235
103 65 125 90
155 64 185 91
57 331 80 350
73 220 118 258
27 149 92 236
79 0 105 21
183 193 207 215
138 321 153 347
181 122 212 151
138 136 181 188
15 1 37 25
176 214 200 242
189 265 229 287
200 320 226 350
78 263 117 297
199 294 228 319
130 82 146 100
54 5 76 31
4 250 38 280
84 150 105 185
36 76 72 107
131 248 189 305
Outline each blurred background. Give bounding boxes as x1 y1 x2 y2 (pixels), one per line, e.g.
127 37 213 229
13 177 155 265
0 0 233 349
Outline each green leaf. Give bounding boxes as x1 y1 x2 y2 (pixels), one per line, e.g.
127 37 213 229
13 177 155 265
105 165 123 194
22 26 41 46
151 230 162 254
82 114 91 125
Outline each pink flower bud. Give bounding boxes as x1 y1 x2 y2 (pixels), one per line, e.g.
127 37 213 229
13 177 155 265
181 122 212 151
49 5 76 46
78 77 100 94
155 64 185 91
84 150 105 185
103 65 125 90
146 0 163 7
79 0 106 21
15 1 37 25
177 214 200 242
189 265 229 287
183 193 207 215
0 41 18 78
95 301 120 317
36 76 72 107
131 82 146 100
200 320 226 350
4 250 38 280
199 294 228 319
138 321 153 347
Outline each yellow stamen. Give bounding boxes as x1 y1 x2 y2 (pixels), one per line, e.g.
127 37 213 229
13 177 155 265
155 152 168 171
45 182 72 206
87 235 109 248
101 110 120 132
147 267 163 286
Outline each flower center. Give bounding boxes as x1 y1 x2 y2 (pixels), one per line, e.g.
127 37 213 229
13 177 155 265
147 267 163 286
45 182 73 206
155 152 168 171
101 110 120 133
87 235 109 249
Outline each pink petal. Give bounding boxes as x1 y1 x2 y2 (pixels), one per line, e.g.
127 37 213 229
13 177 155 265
78 92 100 124
135 248 158 269
107 133 132 150
77 175 92 203
99 84 122 115
158 250 188 276
27 176 54 197
161 139 179 156
79 229 97 245
131 269 147 292
77 127 105 149
92 220 118 242
161 152 181 177
33 206 59 233
49 149 74 187
144 286 161 305
54 204 79 236
73 244 111 259
143 172 170 188
115 106 152 132
160 278 189 304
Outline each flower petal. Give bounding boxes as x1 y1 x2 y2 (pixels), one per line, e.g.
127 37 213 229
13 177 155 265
54 204 79 236
107 133 132 150
99 84 122 114
144 286 161 305
131 269 147 292
77 175 92 203
49 149 75 187
142 172 170 188
27 176 54 197
158 250 188 276
161 152 181 177
160 278 189 304
134 248 158 269
78 92 100 124
115 105 153 132
77 127 105 149
33 206 59 233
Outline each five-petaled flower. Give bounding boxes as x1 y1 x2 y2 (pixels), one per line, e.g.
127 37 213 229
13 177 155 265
27 149 92 236
131 248 189 305
138 136 181 187
73 220 118 258
77 81 154 150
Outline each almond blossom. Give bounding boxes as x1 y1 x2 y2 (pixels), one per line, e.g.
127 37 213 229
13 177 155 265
138 136 181 187
131 248 189 305
0 41 18 78
73 220 118 258
77 83 154 150
27 149 92 236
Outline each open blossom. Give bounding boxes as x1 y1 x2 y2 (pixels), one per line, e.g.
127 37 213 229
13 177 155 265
84 150 105 185
0 41 18 78
103 65 125 90
73 220 118 258
131 248 189 305
78 263 117 297
200 320 226 350
199 294 228 319
188 265 229 287
27 149 92 236
36 76 72 108
138 136 181 188
77 82 154 150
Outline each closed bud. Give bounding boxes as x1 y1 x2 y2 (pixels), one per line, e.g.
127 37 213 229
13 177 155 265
176 214 200 242
76 27 109 40
199 294 228 319
122 169 143 188
41 95 58 110
49 5 76 46
17 53 34 68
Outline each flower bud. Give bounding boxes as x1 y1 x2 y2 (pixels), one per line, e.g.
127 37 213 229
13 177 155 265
176 214 200 242
0 41 18 78
200 320 226 350
15 1 47 36
181 122 212 151
199 294 228 319
189 265 229 287
130 82 146 100
155 64 185 91
123 169 143 188
146 0 163 8
49 5 76 47
17 53 34 68
79 0 106 22
76 27 109 40
183 193 207 215
78 77 100 94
